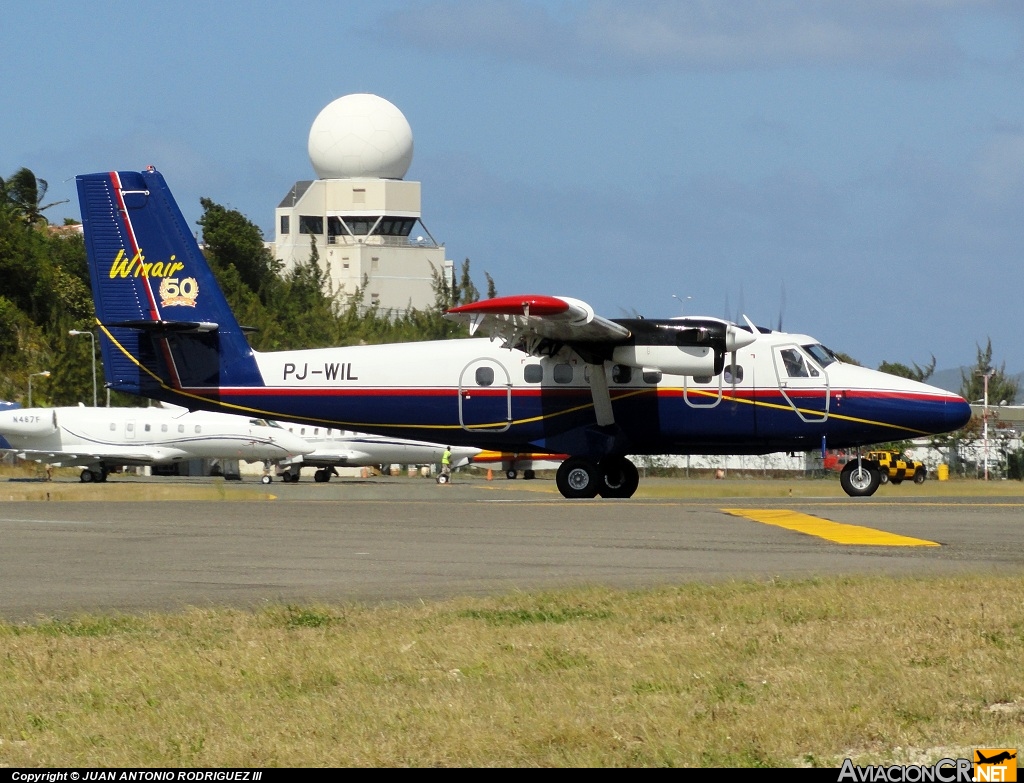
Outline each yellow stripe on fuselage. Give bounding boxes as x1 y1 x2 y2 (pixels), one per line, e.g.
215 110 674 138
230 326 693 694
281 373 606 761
721 508 939 546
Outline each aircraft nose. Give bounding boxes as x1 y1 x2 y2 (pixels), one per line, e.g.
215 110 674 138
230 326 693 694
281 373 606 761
946 395 972 431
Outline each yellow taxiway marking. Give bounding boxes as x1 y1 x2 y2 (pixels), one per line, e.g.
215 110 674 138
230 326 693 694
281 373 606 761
721 508 940 546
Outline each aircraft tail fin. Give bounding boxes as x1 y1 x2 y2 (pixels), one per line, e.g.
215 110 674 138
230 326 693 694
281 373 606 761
76 169 263 398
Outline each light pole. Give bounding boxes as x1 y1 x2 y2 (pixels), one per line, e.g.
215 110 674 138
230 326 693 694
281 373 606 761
672 294 691 315
69 329 97 407
977 368 994 480
28 371 50 408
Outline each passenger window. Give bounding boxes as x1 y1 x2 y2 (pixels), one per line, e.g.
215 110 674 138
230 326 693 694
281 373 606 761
723 364 744 384
178 424 184 433
693 375 712 384
476 366 495 386
524 364 543 383
611 364 632 384
643 370 662 384
553 364 573 384
161 424 168 433
126 423 134 433
144 424 151 432
109 423 115 431
194 425 201 434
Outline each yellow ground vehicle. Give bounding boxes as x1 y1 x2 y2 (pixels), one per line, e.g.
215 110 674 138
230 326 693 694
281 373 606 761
866 449 927 485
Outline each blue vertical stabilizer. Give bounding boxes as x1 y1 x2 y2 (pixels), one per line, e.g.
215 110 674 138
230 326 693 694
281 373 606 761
77 169 264 398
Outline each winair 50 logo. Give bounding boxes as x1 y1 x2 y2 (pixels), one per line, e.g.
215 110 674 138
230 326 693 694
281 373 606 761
837 749 1017 782
109 249 198 308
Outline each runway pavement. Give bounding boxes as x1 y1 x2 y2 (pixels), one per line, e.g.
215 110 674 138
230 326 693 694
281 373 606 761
1 476 1022 621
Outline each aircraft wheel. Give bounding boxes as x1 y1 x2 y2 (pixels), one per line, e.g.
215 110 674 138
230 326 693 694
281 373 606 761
523 470 536 480
436 473 449 484
914 469 927 484
598 457 640 498
840 461 880 497
313 469 329 483
80 469 95 483
261 475 272 485
98 469 109 483
556 457 600 499
506 469 518 480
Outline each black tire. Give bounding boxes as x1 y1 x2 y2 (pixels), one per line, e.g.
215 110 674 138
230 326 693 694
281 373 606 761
313 469 329 483
891 478 903 485
556 457 600 499
914 469 927 484
80 469 94 483
523 470 536 480
598 457 640 498
506 469 518 480
840 461 880 497
878 472 889 485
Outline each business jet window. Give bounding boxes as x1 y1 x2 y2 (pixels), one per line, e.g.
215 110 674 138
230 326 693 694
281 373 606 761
612 364 632 384
126 423 134 433
109 423 115 431
178 424 184 433
524 364 543 383
144 424 151 432
195 425 202 433
476 366 495 386
723 364 744 384
161 424 168 432
553 364 574 384
643 370 663 384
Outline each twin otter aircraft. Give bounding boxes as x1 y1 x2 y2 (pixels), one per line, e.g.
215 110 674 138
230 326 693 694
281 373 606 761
76 168 971 499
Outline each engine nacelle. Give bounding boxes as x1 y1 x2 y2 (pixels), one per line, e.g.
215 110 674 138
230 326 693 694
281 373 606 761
0 409 58 436
611 344 720 377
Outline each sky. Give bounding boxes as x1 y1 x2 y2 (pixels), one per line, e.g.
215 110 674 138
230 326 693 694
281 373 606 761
3 0 1024 374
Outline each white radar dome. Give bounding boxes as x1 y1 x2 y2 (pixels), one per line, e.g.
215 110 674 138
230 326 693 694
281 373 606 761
308 93 414 180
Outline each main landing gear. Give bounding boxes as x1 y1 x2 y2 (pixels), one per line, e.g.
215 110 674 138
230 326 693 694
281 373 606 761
80 467 109 483
555 456 640 499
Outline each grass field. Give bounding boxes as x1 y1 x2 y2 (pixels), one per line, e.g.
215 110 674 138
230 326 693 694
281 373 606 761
0 577 1021 767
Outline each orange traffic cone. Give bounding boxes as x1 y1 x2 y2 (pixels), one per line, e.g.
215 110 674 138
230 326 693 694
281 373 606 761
487 469 493 481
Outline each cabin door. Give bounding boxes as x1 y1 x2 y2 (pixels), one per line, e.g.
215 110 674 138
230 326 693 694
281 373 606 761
458 358 512 433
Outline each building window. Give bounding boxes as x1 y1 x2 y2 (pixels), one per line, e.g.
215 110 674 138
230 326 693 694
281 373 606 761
299 216 323 234
371 257 379 271
524 364 543 383
353 188 366 204
553 364 573 384
280 215 290 235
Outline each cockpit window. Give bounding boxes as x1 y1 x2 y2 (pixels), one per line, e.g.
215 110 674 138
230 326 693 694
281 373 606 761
802 343 838 368
780 348 819 378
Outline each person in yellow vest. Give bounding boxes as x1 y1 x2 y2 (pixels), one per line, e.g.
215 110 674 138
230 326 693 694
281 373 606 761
440 446 452 484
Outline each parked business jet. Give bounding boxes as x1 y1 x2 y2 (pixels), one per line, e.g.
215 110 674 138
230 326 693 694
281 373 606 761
273 423 479 482
76 169 972 499
0 403 312 482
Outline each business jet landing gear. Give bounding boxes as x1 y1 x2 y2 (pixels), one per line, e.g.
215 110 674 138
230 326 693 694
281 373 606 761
556 456 639 499
80 468 108 483
840 459 881 497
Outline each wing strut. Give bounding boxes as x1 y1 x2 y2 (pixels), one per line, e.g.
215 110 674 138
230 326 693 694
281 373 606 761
588 361 615 427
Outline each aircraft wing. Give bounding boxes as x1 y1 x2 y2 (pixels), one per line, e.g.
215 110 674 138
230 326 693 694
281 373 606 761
445 295 631 349
7 448 182 468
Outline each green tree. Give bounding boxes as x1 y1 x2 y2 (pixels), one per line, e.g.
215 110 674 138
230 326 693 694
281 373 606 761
878 355 935 382
198 197 281 299
1 167 68 226
960 339 1018 405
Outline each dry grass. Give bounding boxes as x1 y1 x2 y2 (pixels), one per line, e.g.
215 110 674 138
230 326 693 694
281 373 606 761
0 576 1021 767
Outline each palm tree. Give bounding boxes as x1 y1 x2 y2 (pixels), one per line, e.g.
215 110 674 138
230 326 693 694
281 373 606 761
1 167 68 226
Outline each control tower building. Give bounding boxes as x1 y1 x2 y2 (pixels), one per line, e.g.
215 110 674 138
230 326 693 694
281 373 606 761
270 94 452 313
